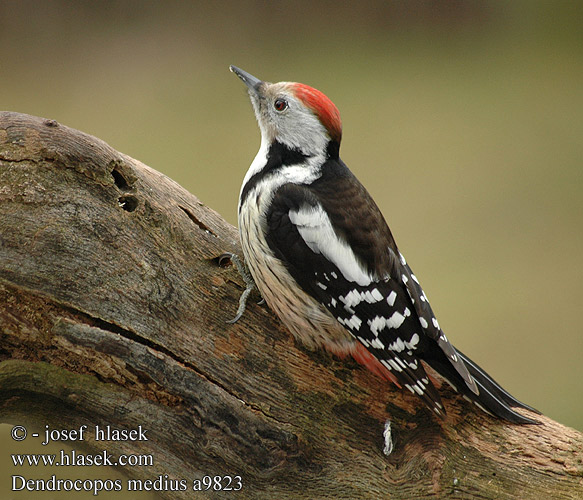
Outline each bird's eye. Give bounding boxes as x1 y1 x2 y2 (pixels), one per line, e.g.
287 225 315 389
274 98 288 112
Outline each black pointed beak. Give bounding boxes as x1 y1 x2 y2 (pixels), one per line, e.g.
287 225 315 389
230 65 263 94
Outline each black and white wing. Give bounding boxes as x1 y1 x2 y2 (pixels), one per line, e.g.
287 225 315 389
264 160 537 423
263 167 461 416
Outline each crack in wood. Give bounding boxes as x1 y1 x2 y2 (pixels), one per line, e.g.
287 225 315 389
179 205 217 237
56 301 290 427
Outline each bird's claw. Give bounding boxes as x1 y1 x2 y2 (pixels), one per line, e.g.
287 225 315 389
220 252 260 323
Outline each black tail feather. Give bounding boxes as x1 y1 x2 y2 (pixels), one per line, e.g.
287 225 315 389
456 349 541 416
429 348 540 424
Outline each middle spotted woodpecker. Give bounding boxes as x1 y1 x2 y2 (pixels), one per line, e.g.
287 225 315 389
229 65 538 424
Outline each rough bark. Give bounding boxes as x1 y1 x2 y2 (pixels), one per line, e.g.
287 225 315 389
0 111 581 499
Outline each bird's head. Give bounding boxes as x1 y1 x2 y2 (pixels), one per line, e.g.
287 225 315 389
230 65 342 159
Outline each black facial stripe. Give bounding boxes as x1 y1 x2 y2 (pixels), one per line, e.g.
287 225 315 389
239 141 310 209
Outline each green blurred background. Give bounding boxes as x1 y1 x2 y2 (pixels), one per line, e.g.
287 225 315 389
1 0 582 497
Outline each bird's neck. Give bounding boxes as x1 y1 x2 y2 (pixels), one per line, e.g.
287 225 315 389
238 139 328 211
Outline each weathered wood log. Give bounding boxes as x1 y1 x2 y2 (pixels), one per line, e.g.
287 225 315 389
1 111 581 499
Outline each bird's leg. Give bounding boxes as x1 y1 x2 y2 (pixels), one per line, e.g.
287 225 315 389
219 252 262 323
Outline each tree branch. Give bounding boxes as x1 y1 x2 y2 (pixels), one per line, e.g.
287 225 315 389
1 111 581 499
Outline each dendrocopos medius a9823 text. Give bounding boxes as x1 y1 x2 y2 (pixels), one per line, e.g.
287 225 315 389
228 65 538 424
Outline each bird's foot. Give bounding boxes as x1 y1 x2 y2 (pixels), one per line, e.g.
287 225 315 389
219 252 261 323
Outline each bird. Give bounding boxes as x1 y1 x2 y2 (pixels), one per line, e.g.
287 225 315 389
228 65 538 424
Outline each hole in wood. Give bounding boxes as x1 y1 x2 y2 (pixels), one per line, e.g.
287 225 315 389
217 253 234 267
118 195 138 212
111 167 130 190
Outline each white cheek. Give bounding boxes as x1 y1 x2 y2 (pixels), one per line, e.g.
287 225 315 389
275 108 329 156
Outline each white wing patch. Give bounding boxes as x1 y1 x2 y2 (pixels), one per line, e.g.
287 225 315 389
289 204 373 286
